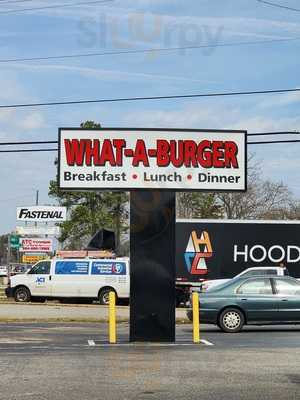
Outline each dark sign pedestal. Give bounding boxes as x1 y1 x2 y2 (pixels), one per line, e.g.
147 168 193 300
129 190 176 342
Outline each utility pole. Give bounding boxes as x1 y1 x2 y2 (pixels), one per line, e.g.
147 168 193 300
35 190 39 228
7 234 11 282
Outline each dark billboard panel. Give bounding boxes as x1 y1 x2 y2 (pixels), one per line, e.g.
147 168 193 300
176 219 300 280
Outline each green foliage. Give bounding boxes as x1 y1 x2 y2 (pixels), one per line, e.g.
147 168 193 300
176 192 222 219
49 121 129 251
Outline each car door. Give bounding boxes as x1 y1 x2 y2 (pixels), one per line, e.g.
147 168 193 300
273 278 300 322
26 261 52 296
235 278 278 323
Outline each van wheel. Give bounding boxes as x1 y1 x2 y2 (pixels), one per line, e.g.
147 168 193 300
99 288 115 305
14 287 31 302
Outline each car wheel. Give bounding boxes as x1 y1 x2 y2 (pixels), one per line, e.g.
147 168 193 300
14 286 31 302
99 288 115 305
218 308 244 333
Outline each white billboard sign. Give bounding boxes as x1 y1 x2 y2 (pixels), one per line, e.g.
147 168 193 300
17 206 67 222
20 238 53 253
16 226 60 236
58 128 247 191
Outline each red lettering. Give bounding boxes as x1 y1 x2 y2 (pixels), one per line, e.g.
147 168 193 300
113 139 126 166
132 140 149 166
64 139 86 166
197 140 212 168
85 139 100 166
156 140 170 166
184 140 197 167
99 139 116 166
212 141 225 168
169 140 184 167
224 141 239 168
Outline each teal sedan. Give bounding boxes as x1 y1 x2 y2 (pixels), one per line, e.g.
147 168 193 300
187 276 300 333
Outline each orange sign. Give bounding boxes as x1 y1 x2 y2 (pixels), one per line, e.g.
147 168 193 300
22 255 48 264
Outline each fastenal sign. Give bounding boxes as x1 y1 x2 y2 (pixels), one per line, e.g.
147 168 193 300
20 238 53 253
58 128 247 191
17 206 67 222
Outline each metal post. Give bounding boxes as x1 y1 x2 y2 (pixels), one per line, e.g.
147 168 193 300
192 292 200 343
109 291 116 344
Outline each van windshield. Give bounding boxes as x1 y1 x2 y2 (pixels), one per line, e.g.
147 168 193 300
28 261 51 275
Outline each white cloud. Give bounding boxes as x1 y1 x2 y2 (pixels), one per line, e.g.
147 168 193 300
258 91 300 109
16 112 46 130
4 62 217 85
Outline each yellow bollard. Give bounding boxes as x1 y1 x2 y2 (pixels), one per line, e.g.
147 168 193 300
109 291 116 344
192 292 200 343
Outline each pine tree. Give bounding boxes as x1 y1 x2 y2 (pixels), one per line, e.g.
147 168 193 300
49 121 129 251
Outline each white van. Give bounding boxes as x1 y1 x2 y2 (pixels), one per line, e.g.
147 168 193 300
6 258 130 305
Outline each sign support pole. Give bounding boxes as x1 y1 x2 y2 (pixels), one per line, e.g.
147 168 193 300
7 234 11 282
129 190 176 342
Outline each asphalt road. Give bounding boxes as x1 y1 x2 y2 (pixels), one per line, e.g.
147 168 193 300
1 322 300 400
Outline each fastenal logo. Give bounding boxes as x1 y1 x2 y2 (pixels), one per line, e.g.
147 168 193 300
184 231 213 275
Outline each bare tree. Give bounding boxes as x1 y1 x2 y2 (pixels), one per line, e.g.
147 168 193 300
176 154 297 221
217 155 293 219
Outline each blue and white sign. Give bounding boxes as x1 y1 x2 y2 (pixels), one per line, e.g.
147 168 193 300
35 276 46 286
55 261 89 275
91 261 126 275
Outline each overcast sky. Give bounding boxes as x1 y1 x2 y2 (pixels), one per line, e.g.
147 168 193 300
1 0 300 234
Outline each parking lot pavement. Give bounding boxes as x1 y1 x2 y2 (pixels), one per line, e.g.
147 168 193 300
1 323 300 400
1 322 300 350
177 324 300 348
0 323 300 400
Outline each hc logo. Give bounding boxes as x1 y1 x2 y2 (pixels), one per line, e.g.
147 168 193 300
184 231 213 275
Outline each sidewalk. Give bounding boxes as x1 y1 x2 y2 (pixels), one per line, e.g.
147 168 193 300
0 302 190 323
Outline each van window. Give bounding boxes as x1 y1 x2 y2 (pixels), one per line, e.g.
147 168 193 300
28 261 51 275
55 261 89 275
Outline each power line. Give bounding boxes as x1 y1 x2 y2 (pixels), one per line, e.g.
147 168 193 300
0 148 57 153
2 140 300 152
257 0 300 12
1 133 300 152
0 0 36 5
0 88 300 109
0 140 57 145
248 139 300 144
0 131 298 146
248 131 300 136
0 37 299 64
0 0 113 14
